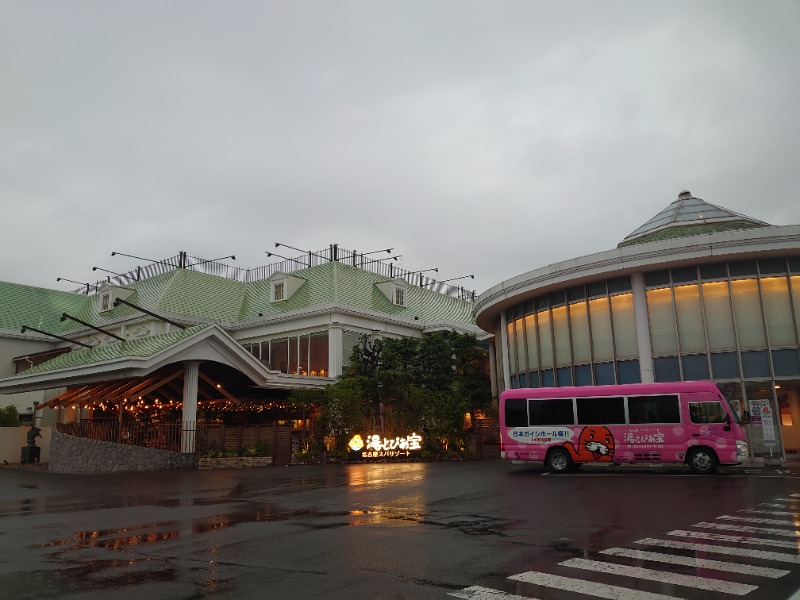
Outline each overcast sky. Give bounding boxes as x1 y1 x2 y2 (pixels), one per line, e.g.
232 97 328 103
2 1 798 299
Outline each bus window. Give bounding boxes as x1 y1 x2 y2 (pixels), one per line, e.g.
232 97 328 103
628 394 681 424
577 396 624 425
505 399 528 427
689 401 727 424
529 398 574 425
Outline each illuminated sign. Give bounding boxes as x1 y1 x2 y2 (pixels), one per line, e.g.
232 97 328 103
348 433 423 459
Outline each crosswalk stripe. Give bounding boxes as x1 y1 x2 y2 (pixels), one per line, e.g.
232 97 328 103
768 498 800 502
636 537 800 564
739 509 800 517
448 586 533 600
791 494 800 498
509 571 686 600
601 547 789 578
761 503 797 508
719 515 800 526
694 521 800 537
559 557 757 595
667 529 800 551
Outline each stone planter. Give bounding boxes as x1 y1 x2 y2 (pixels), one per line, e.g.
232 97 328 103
197 456 273 470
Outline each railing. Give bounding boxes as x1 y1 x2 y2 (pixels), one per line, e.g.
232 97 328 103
69 248 476 302
57 419 195 453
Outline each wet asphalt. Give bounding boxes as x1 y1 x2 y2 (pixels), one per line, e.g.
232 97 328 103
2 461 800 600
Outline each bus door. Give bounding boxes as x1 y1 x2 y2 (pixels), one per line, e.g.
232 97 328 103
684 391 733 448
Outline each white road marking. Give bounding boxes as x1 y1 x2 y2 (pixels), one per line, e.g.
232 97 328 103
739 509 800 517
448 586 533 600
636 537 800 564
509 571 687 600
694 521 800 537
601 547 789 578
559 557 757 595
719 515 800 526
667 529 800 551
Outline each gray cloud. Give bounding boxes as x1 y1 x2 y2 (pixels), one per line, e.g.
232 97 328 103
1 1 798 296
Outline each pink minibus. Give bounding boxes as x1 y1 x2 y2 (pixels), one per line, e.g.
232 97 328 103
500 381 749 474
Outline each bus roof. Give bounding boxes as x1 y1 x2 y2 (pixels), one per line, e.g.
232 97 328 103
500 381 721 400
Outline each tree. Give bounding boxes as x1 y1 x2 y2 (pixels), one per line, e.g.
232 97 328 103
0 405 19 427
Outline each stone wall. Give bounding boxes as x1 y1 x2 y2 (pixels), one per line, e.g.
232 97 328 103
197 456 273 470
48 429 197 473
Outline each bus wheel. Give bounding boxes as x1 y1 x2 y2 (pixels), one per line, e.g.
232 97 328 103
547 448 573 473
687 447 718 474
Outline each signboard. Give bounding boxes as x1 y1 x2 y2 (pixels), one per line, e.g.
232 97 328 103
348 433 423 459
749 399 776 446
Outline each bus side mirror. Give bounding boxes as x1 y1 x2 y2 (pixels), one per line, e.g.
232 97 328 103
741 410 751 425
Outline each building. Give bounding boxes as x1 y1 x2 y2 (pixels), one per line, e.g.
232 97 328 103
474 191 800 465
0 246 482 465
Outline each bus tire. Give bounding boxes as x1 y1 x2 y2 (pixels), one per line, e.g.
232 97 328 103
687 447 718 475
546 447 573 473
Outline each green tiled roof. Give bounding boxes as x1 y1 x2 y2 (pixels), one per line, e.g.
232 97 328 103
618 220 767 248
3 261 476 339
0 281 88 332
20 325 211 375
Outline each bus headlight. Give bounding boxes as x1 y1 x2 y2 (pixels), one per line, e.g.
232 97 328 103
736 441 749 457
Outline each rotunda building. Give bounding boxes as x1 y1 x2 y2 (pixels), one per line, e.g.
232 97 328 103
475 191 800 464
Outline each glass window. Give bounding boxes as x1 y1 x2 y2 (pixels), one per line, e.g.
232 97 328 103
299 335 310 375
289 336 299 374
654 356 681 382
569 301 592 364
793 276 800 341
537 309 554 369
645 270 671 288
759 258 787 275
535 295 550 310
529 398 574 425
772 349 800 377
589 297 614 361
628 394 681 424
552 306 571 366
617 360 641 384
568 286 586 302
700 263 728 280
557 366 573 386
702 282 737 350
731 279 767 348
511 375 518 389
507 320 518 374
608 276 632 294
689 402 727 424
682 354 710 380
587 280 608 298
524 314 539 372
270 337 289 373
674 284 706 352
711 352 740 379
551 290 566 307
541 369 555 387
741 350 770 378
790 257 800 274
672 266 698 284
515 318 527 373
575 364 592 386
505 398 528 427
528 371 540 388
729 260 757 278
518 372 529 388
761 277 796 346
647 288 678 354
611 293 638 358
577 396 625 424
594 362 615 385
309 333 329 376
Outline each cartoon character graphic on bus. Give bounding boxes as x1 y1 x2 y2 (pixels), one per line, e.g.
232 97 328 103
562 426 616 462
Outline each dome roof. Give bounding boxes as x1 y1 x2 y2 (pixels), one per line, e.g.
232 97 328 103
618 190 769 247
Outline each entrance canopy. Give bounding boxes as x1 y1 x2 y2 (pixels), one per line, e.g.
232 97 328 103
0 323 324 396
